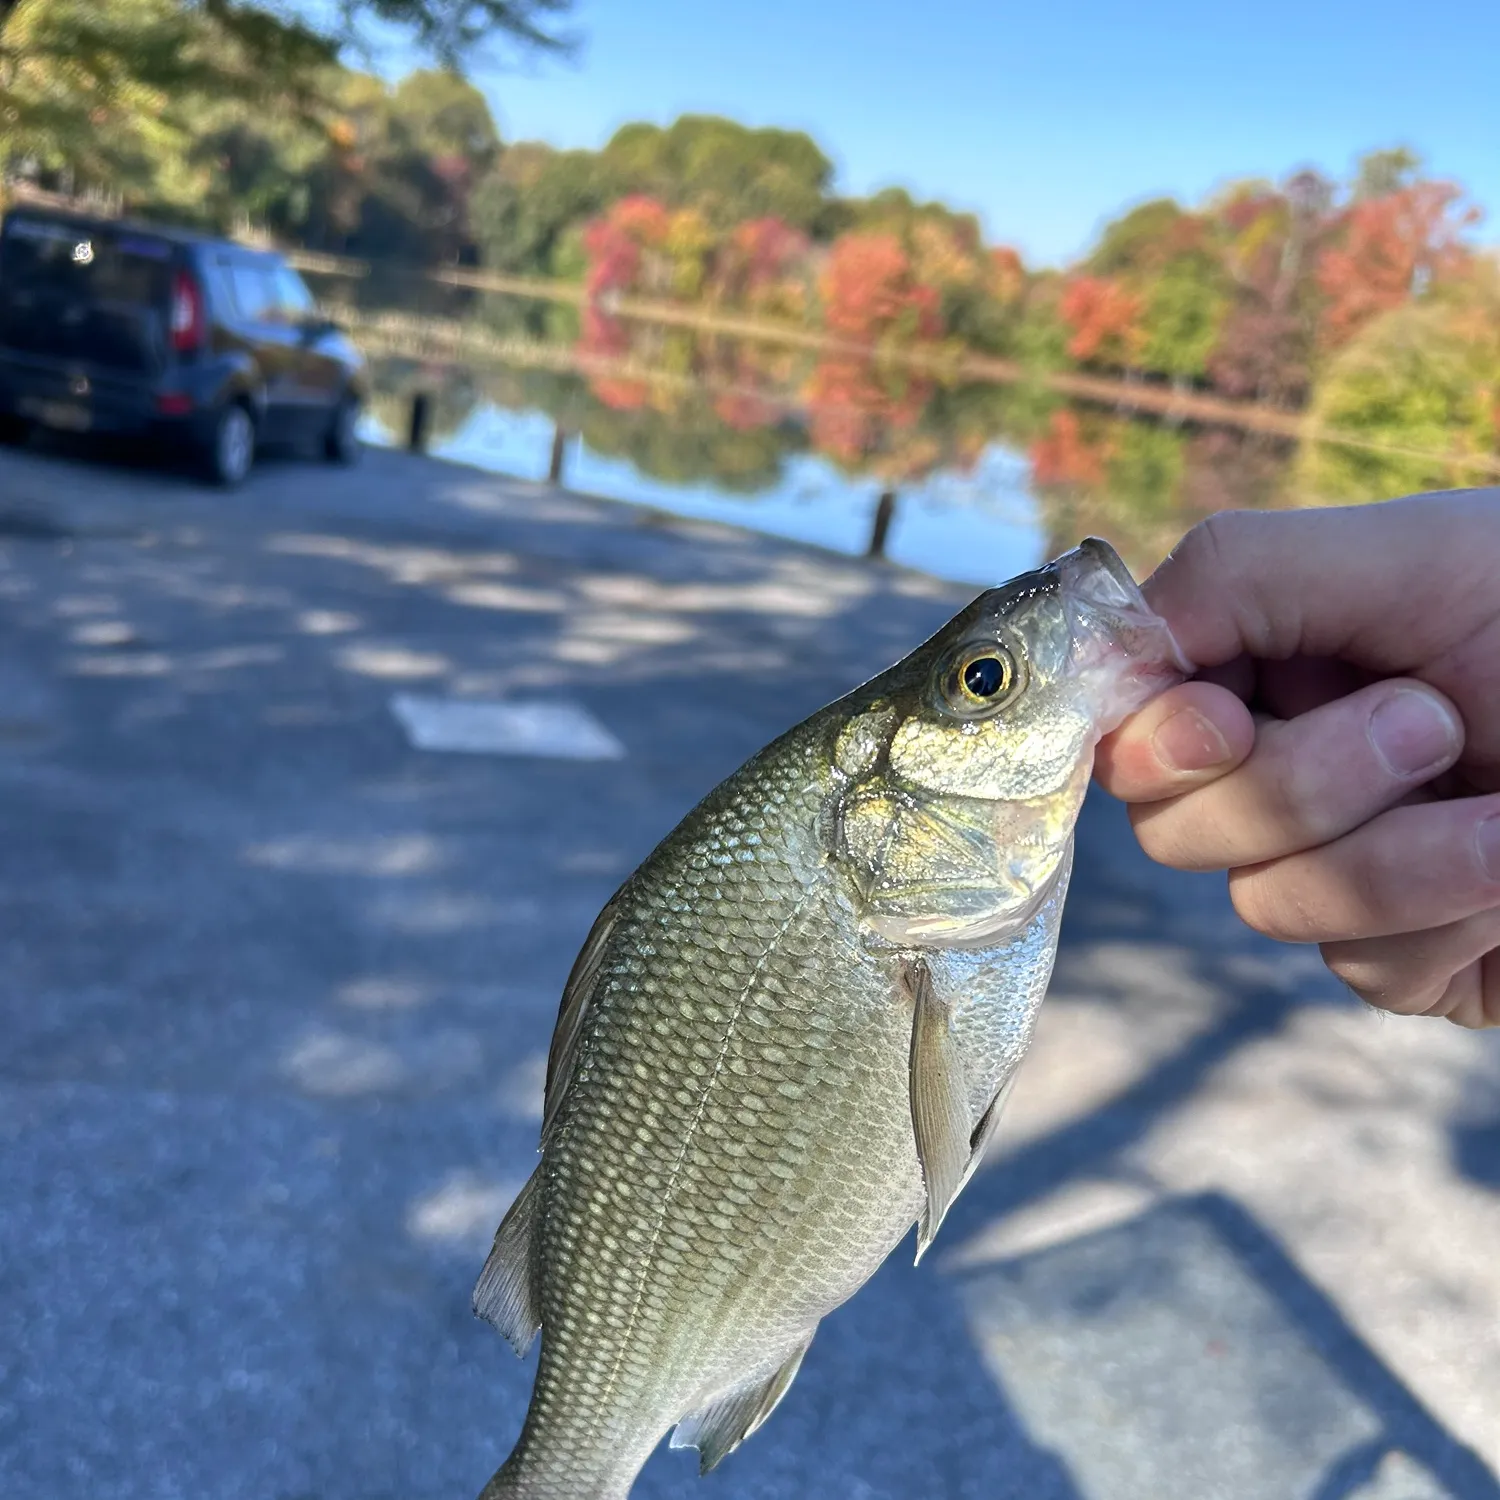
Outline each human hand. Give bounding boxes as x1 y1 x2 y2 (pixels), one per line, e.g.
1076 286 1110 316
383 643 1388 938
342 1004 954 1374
1095 489 1500 1028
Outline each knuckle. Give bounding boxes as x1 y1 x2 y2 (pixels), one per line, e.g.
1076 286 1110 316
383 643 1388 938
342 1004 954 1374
1192 510 1253 571
1248 719 1359 849
1319 943 1369 990
1227 866 1305 941
1130 799 1224 872
1274 753 1350 845
1320 942 1435 1013
1127 802 1181 864
1255 746 1322 842
1193 509 1299 657
1344 843 1402 932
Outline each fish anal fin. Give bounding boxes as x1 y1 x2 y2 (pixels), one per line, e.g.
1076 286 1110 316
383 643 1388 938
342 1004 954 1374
903 955 972 1265
542 899 620 1139
472 1168 543 1356
670 1329 816 1475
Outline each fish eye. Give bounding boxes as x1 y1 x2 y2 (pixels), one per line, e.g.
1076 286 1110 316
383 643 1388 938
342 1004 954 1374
939 642 1024 716
962 655 1009 699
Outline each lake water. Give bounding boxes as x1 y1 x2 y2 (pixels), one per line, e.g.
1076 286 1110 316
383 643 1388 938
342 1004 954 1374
364 399 1046 586
346 303 1461 587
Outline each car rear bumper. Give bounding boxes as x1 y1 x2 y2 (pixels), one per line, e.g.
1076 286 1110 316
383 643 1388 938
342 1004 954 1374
0 351 207 439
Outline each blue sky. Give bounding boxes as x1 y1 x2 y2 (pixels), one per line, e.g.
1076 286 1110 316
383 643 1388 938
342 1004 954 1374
408 0 1497 267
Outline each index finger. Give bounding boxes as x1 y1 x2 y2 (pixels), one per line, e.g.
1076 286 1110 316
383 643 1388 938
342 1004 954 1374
1144 493 1500 672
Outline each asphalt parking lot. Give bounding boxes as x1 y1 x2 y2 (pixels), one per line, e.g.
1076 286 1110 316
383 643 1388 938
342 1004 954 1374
1 438 1497 1499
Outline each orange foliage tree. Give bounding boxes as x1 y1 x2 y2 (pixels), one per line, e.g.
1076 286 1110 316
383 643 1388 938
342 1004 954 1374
1029 409 1110 488
817 231 943 344
805 231 947 469
1058 275 1142 364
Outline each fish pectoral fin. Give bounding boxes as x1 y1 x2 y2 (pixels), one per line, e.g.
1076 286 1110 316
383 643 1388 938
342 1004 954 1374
472 1168 543 1357
904 955 972 1265
669 1329 816 1475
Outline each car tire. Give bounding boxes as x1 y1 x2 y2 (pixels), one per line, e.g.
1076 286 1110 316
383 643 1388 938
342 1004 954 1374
323 394 361 464
203 400 255 487
0 413 31 447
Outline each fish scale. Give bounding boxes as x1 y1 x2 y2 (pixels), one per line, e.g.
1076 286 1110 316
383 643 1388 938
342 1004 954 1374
498 733 925 1497
471 539 1189 1499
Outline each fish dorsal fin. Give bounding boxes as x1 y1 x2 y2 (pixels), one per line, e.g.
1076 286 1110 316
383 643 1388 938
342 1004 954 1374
541 899 620 1140
903 955 972 1264
472 1168 543 1356
669 1329 817 1474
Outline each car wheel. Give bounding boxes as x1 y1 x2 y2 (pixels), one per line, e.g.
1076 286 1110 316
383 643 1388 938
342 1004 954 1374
204 400 255 487
323 394 361 464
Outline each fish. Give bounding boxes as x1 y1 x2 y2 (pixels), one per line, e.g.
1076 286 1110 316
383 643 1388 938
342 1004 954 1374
471 537 1190 1499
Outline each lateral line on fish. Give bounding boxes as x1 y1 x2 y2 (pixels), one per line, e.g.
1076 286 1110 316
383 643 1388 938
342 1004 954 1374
593 882 822 1418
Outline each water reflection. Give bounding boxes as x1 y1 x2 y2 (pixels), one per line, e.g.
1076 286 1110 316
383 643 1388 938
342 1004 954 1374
351 300 1489 585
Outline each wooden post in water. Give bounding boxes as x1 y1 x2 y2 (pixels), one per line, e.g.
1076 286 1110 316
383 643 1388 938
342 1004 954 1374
407 392 432 454
867 488 897 559
548 422 569 485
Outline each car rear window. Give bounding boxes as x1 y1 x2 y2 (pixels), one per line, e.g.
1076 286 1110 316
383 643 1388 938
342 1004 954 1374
1 217 174 302
0 216 175 370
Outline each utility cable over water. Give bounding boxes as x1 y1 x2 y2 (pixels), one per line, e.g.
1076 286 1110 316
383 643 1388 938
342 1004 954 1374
467 538 1190 1499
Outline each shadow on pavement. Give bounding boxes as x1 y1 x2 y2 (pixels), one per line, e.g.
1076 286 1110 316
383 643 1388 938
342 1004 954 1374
1453 1116 1500 1191
957 1193 1498 1500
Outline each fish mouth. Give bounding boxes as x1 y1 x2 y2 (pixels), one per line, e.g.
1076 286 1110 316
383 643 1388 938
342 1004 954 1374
1058 538 1161 633
1056 537 1195 731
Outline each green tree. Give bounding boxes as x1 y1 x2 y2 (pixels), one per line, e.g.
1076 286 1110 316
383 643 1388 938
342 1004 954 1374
1296 272 1500 500
1138 252 1230 381
1104 420 1187 522
1087 197 1187 275
1352 146 1422 202
1 0 559 213
0 0 333 203
598 115 833 231
471 143 608 275
387 68 500 164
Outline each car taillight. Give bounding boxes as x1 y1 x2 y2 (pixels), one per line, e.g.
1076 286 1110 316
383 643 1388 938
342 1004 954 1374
170 270 204 354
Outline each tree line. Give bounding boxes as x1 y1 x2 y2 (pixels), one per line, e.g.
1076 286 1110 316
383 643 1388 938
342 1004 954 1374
2 2 1496 490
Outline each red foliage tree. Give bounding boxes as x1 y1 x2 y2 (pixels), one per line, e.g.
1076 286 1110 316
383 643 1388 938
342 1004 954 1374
697 215 811 318
1207 306 1309 404
580 194 675 296
1316 182 1478 348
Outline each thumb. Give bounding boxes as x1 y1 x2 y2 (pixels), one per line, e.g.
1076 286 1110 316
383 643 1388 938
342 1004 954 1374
1143 491 1500 671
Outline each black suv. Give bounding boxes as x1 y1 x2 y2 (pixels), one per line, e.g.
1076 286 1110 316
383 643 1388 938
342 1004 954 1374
0 207 368 485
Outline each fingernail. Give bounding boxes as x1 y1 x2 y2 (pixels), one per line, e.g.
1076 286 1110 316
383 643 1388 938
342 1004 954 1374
1368 689 1460 779
1152 707 1232 773
1478 814 1500 883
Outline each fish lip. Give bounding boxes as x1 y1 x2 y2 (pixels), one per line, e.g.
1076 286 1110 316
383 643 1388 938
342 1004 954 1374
1058 537 1195 678
1057 537 1149 614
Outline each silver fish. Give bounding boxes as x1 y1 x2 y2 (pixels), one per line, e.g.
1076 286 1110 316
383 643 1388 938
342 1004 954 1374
472 538 1188 1498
